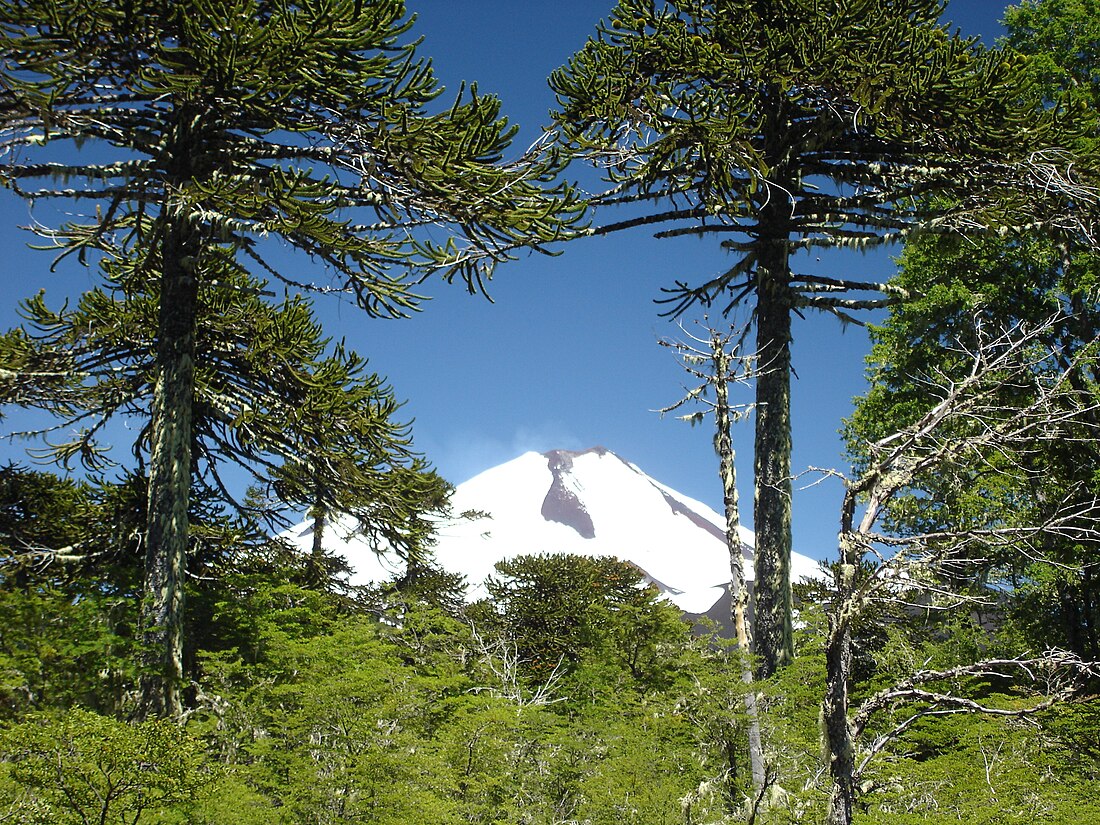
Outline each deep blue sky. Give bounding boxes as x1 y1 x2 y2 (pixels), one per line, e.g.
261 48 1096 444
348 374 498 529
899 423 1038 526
0 1 1014 561
356 0 1014 561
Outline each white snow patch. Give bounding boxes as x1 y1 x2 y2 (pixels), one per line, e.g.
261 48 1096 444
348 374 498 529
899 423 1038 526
285 447 824 616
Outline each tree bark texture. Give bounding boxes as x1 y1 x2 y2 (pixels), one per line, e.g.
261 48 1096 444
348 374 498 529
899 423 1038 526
139 216 198 719
712 332 766 794
308 490 329 588
823 557 858 825
310 480 328 561
138 105 203 718
752 237 794 678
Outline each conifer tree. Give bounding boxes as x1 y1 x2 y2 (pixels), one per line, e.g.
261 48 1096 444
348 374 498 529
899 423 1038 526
262 335 451 578
0 0 581 718
3 264 449 545
550 0 1086 675
1 262 452 705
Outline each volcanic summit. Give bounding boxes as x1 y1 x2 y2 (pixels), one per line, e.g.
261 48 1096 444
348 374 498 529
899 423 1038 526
284 446 823 625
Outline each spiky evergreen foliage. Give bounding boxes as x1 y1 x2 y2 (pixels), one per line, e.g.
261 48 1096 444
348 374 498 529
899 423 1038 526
550 0 1082 675
1 263 453 715
2 266 448 550
0 1 580 300
0 0 581 718
264 340 450 581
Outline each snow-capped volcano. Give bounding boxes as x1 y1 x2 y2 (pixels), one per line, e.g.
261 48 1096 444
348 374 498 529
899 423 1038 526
283 446 823 624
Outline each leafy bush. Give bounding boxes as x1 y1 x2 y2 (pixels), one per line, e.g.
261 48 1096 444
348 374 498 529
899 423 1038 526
0 708 210 824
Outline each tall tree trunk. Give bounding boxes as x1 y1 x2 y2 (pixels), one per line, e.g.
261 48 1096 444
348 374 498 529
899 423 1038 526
308 484 328 587
712 331 766 795
823 556 857 825
752 237 794 677
311 506 327 559
138 99 203 718
138 213 199 720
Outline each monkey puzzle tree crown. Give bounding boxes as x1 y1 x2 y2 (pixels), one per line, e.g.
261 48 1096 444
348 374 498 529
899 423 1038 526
551 0 1075 315
0 0 583 304
550 0 1090 677
0 0 583 719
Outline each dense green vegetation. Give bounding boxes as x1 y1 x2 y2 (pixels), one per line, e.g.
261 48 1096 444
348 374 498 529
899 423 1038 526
1 532 1097 823
1 0 1099 823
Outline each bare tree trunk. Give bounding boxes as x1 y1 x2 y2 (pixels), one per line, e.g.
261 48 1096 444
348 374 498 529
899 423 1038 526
310 475 327 561
311 505 326 560
712 330 767 794
308 484 329 587
138 214 198 720
823 555 857 825
753 237 794 677
815 313 1100 824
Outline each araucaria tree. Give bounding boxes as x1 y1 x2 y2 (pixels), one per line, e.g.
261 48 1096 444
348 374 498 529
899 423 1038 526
0 0 581 718
550 0 1086 676
1 265 450 569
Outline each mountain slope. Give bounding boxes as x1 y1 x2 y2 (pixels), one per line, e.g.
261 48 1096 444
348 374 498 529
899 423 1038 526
284 446 823 624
